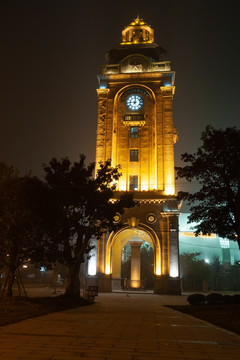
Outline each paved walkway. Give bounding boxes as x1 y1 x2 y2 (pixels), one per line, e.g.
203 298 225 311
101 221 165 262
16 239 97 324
0 293 240 359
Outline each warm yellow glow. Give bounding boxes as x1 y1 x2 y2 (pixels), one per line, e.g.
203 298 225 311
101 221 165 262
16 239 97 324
110 179 118 190
160 85 175 95
165 185 175 195
164 169 175 195
122 40 152 45
181 232 216 239
127 217 139 227
200 233 216 239
105 264 110 275
121 17 154 45
131 280 141 288
105 247 111 275
155 266 161 276
141 184 148 191
165 186 175 195
118 177 127 191
119 184 127 191
155 247 161 275
130 18 148 26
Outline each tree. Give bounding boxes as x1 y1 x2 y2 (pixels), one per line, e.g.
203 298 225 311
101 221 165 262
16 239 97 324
0 166 55 296
180 252 210 290
0 162 19 181
140 242 154 289
175 126 240 248
43 155 134 297
209 256 222 290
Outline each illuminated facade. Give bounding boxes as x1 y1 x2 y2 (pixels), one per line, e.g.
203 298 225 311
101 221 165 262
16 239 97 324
94 18 181 294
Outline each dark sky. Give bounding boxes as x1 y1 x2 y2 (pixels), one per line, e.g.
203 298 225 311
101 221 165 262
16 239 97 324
1 0 240 194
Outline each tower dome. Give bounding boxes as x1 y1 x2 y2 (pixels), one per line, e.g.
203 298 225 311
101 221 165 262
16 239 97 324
105 17 167 64
121 17 154 44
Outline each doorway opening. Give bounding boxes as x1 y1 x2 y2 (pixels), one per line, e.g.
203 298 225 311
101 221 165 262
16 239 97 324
121 240 154 290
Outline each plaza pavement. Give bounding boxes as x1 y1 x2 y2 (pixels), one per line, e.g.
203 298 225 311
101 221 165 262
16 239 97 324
0 292 240 360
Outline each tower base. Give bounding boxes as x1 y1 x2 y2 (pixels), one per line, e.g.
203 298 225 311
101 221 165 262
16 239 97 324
97 274 112 293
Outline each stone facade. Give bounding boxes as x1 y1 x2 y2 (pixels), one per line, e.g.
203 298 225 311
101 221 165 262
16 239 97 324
93 18 181 294
96 76 176 194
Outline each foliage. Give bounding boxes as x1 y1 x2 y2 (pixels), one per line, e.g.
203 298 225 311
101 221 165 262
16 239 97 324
0 162 19 183
168 304 240 335
205 293 224 305
0 164 55 296
121 258 131 281
140 242 154 288
0 294 89 327
43 155 135 296
122 243 131 263
228 263 240 291
187 293 206 305
232 294 240 304
175 126 240 248
121 243 131 281
208 256 222 290
206 259 240 291
180 252 210 279
223 295 233 304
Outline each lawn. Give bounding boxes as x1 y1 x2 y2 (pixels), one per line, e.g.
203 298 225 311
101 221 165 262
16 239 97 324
167 304 240 335
0 295 90 327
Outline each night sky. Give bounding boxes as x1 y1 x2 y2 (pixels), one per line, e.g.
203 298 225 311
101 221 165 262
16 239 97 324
1 0 240 195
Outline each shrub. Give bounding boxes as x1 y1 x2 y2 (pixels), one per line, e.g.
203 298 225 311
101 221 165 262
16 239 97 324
187 293 206 305
206 293 223 305
232 294 240 304
223 295 233 304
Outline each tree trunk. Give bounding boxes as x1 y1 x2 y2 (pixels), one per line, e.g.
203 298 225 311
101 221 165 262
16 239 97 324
64 259 81 297
6 266 16 297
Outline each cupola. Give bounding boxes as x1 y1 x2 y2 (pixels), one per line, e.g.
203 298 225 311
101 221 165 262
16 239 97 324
121 17 154 44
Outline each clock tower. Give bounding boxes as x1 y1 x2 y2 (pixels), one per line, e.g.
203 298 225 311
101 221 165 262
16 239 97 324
93 17 181 294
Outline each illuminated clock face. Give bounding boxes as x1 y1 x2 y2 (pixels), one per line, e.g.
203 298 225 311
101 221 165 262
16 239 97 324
126 95 143 111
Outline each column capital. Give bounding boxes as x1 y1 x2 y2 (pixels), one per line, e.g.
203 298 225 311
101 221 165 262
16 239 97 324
160 212 180 218
128 240 143 248
97 88 110 97
160 86 175 96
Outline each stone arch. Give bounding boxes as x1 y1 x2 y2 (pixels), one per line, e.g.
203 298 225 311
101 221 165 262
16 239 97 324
111 84 157 191
105 223 161 284
113 83 156 109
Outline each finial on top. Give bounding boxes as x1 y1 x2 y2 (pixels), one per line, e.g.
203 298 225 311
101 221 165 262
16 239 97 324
121 17 154 44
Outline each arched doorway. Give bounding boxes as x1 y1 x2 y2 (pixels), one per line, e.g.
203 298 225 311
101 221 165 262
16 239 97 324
94 202 181 294
121 240 154 290
105 225 161 291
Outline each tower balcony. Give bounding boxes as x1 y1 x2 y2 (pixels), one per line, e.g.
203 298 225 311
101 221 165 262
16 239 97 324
101 61 171 75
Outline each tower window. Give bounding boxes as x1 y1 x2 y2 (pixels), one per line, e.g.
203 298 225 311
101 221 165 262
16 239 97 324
130 149 138 162
129 175 138 191
124 114 145 121
130 127 139 138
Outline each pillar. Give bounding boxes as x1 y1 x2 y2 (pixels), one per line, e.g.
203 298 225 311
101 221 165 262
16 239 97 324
95 88 110 174
160 85 175 195
129 240 143 288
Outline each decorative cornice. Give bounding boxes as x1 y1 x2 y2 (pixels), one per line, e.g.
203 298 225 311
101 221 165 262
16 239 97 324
160 85 175 95
97 88 110 96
